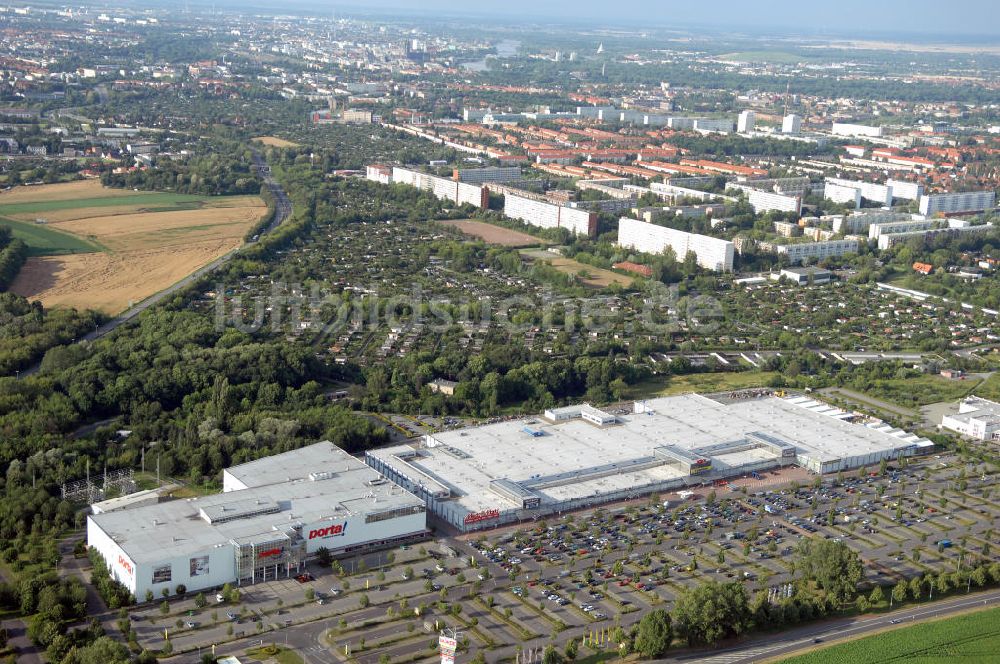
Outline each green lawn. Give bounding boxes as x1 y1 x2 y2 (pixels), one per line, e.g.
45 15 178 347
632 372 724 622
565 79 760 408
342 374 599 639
972 373 1000 402
854 375 981 408
0 217 103 255
777 607 1000 664
245 645 304 664
0 192 204 216
628 371 779 398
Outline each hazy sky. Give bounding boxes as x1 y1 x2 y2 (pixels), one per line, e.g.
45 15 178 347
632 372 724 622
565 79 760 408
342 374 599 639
324 0 1000 39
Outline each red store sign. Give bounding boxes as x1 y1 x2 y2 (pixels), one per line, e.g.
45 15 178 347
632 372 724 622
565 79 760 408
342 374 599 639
308 522 348 540
463 509 500 525
258 547 283 559
118 554 134 576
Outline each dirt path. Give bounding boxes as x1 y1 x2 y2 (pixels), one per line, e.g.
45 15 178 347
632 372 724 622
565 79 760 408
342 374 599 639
819 387 917 419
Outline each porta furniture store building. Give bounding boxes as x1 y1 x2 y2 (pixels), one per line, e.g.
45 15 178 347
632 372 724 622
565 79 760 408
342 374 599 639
87 442 426 599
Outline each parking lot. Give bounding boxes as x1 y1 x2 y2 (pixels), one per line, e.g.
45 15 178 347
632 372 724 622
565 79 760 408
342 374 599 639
124 450 997 663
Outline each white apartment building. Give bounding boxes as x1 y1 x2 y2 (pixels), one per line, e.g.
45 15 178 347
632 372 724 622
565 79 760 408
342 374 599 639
617 217 734 272
737 110 756 133
824 182 862 208
877 222 993 250
868 219 935 241
764 239 862 264
782 114 802 135
503 193 596 237
832 211 919 235
885 179 924 201
694 118 734 133
824 177 893 206
365 164 392 185
453 166 522 184
919 190 996 216
747 189 802 214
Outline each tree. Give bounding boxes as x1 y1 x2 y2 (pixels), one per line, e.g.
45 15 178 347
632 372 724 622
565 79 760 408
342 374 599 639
194 592 206 608
869 586 884 605
305 588 315 601
634 608 673 658
892 582 907 604
794 537 863 602
564 637 579 661
672 581 750 647
359 594 370 609
69 636 131 664
315 547 332 567
542 644 563 664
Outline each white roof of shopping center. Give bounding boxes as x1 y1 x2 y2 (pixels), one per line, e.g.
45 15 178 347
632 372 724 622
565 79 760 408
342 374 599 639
90 442 423 564
370 394 931 514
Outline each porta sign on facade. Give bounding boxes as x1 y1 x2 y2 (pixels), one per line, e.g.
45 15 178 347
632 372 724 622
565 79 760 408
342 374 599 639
308 522 348 540
118 554 134 576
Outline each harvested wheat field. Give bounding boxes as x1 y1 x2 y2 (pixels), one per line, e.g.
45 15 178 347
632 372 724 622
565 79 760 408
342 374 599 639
7 182 266 314
440 219 547 247
0 179 142 204
253 136 300 148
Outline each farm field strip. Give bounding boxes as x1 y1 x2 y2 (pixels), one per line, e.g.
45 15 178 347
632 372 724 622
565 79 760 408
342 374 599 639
4 181 266 314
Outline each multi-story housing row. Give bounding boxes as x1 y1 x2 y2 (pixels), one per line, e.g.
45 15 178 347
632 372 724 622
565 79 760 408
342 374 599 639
617 217 734 272
758 239 863 264
390 166 488 207
744 189 803 215
918 190 996 216
503 193 597 237
868 219 936 241
453 166 523 184
824 182 863 208
831 211 920 235
876 221 994 250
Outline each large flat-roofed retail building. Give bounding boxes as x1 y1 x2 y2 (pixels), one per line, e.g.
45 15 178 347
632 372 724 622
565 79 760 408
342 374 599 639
88 442 426 599
366 394 932 532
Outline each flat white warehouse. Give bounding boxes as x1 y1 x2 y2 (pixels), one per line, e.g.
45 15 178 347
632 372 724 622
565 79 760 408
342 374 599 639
88 442 426 599
367 394 932 532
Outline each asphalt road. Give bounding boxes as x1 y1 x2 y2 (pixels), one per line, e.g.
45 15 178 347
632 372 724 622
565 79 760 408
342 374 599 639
16 148 291 379
666 588 1000 664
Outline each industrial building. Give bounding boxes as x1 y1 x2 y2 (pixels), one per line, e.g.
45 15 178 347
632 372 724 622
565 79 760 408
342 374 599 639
88 442 426 599
941 397 1000 441
831 122 883 138
617 217 735 272
366 394 932 532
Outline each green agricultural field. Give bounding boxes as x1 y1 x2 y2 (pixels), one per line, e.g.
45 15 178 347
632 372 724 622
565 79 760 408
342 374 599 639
777 607 1000 664
0 192 204 216
0 218 103 255
629 371 779 398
